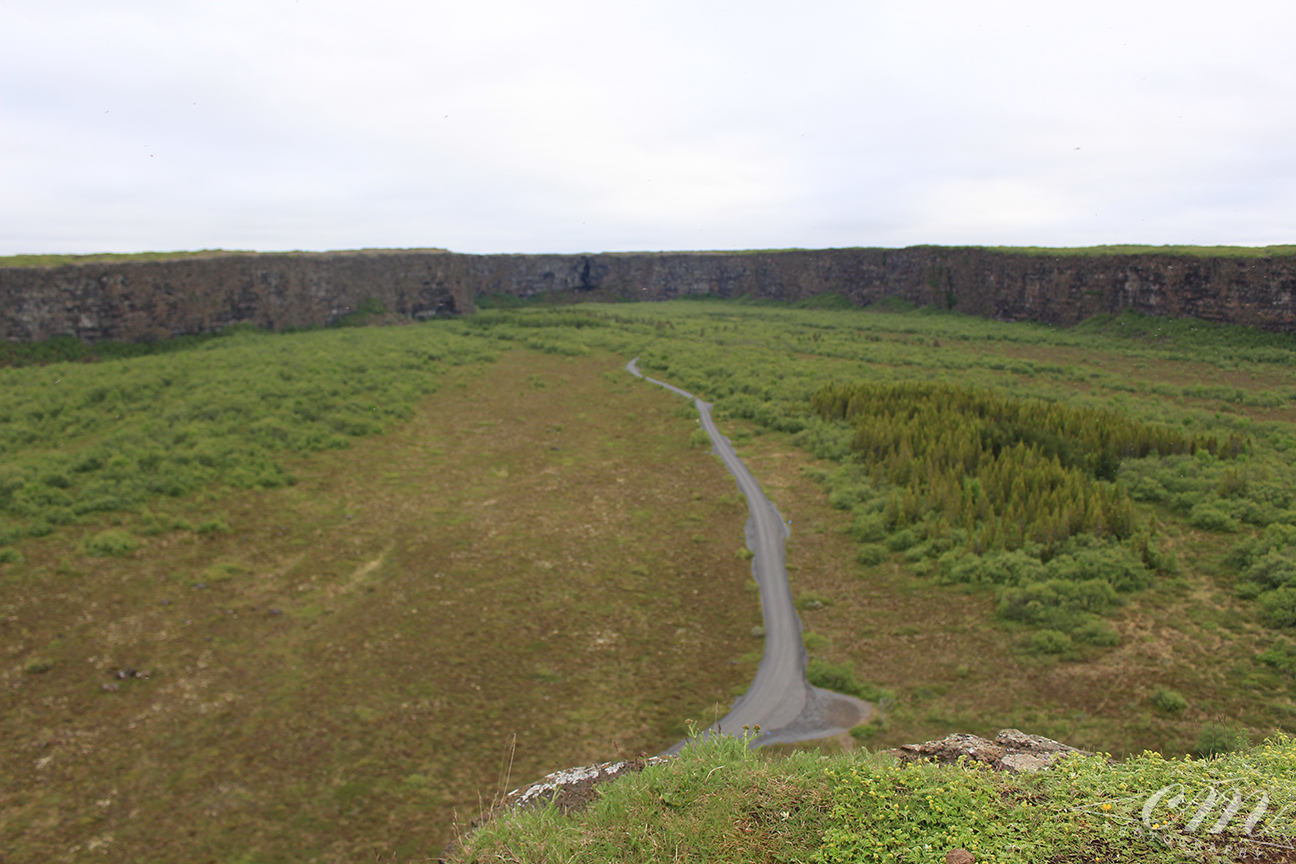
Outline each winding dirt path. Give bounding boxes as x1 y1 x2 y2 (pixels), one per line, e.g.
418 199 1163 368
626 359 871 749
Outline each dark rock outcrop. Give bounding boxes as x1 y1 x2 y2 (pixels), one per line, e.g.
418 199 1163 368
4 246 1296 343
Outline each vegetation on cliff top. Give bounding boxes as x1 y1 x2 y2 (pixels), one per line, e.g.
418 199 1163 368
4 244 1295 271
448 730 1296 863
984 244 1296 258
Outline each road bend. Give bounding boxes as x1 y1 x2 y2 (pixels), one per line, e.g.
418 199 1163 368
626 359 872 750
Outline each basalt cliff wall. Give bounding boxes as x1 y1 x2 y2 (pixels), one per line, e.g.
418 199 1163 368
4 246 1296 342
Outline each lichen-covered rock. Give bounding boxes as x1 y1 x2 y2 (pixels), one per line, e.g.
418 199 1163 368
887 728 1090 773
502 756 670 814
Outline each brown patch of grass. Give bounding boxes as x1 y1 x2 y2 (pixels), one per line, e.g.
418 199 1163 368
0 349 761 862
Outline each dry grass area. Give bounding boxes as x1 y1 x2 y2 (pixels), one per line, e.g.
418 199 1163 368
0 350 762 863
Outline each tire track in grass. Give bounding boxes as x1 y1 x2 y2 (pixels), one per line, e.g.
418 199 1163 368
626 359 871 749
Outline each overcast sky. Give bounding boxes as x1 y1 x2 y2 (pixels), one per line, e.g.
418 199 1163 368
3 0 1293 255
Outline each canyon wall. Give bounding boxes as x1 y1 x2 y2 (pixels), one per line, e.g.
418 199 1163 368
4 246 1296 342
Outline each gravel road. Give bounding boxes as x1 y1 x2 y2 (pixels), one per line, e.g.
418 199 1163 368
626 359 871 750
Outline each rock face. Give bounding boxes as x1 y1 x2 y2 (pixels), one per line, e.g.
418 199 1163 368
4 246 1296 343
0 250 474 343
887 728 1091 773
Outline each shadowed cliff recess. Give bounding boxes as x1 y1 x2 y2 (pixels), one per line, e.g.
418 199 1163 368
3 245 1296 343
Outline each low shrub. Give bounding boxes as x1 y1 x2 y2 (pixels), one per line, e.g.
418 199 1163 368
1027 629 1073 654
1258 587 1296 628
1151 685 1188 714
1258 639 1296 676
1196 722 1250 759
83 529 140 557
1072 618 1120 646
884 529 917 552
849 716 887 740
802 632 830 651
806 658 883 701
998 578 1119 629
1189 503 1240 533
851 513 887 543
855 544 886 566
796 591 832 610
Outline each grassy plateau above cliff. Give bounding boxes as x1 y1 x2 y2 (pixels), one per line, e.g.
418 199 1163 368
4 243 1295 271
5 298 1296 861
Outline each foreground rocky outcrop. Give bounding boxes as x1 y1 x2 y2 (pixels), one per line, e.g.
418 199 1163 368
4 246 1296 343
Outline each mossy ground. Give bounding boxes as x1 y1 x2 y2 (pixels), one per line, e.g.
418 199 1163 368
1 349 759 862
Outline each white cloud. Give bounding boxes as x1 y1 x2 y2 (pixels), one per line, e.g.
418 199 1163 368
2 0 1293 254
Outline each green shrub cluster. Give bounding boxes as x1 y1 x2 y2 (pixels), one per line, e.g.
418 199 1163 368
1123 452 1294 530
807 461 1176 643
1228 525 1296 628
1150 685 1188 713
1195 722 1251 759
811 380 1234 551
0 325 494 545
806 658 887 702
1257 639 1296 675
787 381 1215 646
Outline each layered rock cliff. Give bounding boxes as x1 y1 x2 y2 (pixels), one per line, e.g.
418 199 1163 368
3 246 1296 343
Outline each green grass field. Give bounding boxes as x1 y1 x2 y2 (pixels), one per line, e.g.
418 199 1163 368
5 300 1296 861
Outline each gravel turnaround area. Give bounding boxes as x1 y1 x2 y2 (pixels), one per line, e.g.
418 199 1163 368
626 359 870 749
